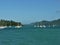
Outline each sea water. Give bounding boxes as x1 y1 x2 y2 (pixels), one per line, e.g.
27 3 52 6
0 26 60 45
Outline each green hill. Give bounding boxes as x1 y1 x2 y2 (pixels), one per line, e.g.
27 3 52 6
0 20 23 26
32 19 60 27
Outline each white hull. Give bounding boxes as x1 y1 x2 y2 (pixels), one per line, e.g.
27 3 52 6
40 25 43 28
0 26 7 29
34 25 36 27
43 25 46 28
34 25 46 28
15 26 22 28
9 26 12 28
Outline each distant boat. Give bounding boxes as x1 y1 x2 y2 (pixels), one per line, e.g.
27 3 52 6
15 26 22 28
0 21 7 29
15 22 22 28
9 26 11 27
53 25 56 27
39 25 43 28
43 25 46 28
34 25 36 27
0 26 7 29
34 25 46 28
34 25 40 27
8 26 12 28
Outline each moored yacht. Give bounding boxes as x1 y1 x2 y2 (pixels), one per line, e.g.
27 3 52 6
0 26 7 29
34 24 47 28
15 26 22 28
8 25 12 28
52 24 56 27
34 25 37 27
15 22 22 28
43 25 46 28
39 25 43 28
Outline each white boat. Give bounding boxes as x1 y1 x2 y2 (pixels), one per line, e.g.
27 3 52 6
15 22 22 28
9 26 12 28
34 25 36 27
34 25 40 27
34 25 43 28
53 25 56 27
0 26 7 29
40 25 43 28
15 26 22 28
43 25 46 28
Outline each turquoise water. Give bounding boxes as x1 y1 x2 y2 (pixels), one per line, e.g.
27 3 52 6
0 26 60 45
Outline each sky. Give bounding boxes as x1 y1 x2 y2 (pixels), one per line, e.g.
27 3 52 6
0 0 60 24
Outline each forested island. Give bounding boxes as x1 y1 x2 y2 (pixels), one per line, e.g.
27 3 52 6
0 19 60 28
0 20 23 26
32 19 60 27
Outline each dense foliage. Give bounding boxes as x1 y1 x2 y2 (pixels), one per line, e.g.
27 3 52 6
0 20 22 26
